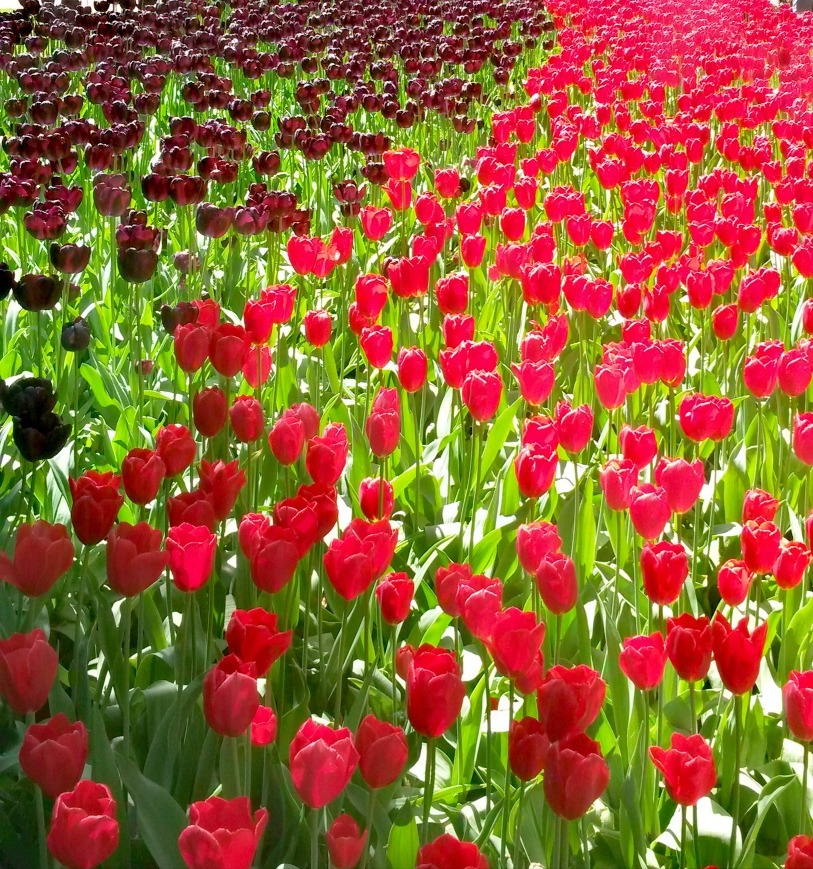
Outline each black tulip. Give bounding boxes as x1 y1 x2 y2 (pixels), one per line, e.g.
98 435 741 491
0 376 57 418
12 411 70 461
61 316 91 352
13 274 61 311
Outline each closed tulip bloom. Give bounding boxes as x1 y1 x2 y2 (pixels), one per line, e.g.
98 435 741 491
167 524 216 592
650 733 716 806
599 459 638 510
711 614 767 695
199 460 246 522
654 457 704 514
19 713 88 799
225 608 292 676
512 360 555 406
167 491 217 531
537 665 606 742
193 387 228 438
229 396 264 443
462 369 502 421
666 614 713 683
0 629 57 715
717 558 754 607
155 424 196 477
679 393 735 442
397 346 428 392
795 413 813 465
375 572 414 625
515 443 557 498
535 551 578 614
359 477 394 521
544 734 610 820
508 717 550 781
434 562 472 617
740 518 781 574
106 522 169 597
324 519 397 600
360 205 392 241
250 706 278 747
456 574 503 641
202 655 259 737
366 408 400 458
303 309 332 347
555 401 593 452
436 272 469 315
121 448 165 505
355 715 409 789
442 314 475 348
70 471 124 546
0 520 74 598
779 348 813 397
742 488 780 523
359 325 393 369
406 645 466 738
594 363 627 409
516 521 562 574
774 540 810 590
619 632 667 690
178 796 268 869
712 303 738 340
326 814 367 869
620 425 658 469
629 484 671 540
487 607 546 694
289 719 359 808
269 414 305 466
174 323 211 373
249 526 300 594
306 423 349 486
640 541 689 605
416 834 489 869
787 835 813 869
47 780 119 869
784 671 813 742
209 323 250 378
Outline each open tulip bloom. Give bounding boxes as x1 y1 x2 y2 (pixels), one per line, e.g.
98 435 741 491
3 0 813 866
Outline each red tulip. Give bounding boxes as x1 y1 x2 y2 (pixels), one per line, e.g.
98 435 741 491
416 835 489 869
178 796 268 869
199 460 246 521
167 523 216 592
740 518 781 574
679 393 735 442
106 522 169 597
359 325 393 369
174 323 211 373
711 614 767 695
209 323 250 378
787 835 813 869
202 654 259 737
225 608 292 676
19 713 88 799
544 734 610 820
537 664 606 742
0 629 58 715
742 488 779 523
515 443 557 498
193 387 228 438
306 423 348 485
620 425 658 469
0 520 74 598
326 815 367 869
640 541 688 605
795 413 813 465
121 448 165 505
462 369 502 421
487 607 546 693
355 714 409 789
774 540 810 590
784 671 813 742
535 551 578 614
269 414 305 466
304 309 332 347
229 396 264 443
375 572 414 625
717 558 754 607
666 614 713 683
555 401 593 452
359 477 394 521
397 346 428 392
629 484 670 540
654 457 704 514
406 645 466 738
47 780 119 869
70 471 124 546
650 733 716 806
599 459 638 510
155 424 196 477
508 717 550 780
434 562 472 617
289 719 359 808
516 521 562 574
619 632 667 690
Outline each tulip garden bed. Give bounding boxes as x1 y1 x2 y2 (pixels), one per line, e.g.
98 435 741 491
3 0 813 866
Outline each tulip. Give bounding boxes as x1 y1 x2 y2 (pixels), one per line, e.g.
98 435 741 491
740 518 781 574
193 387 228 438
434 563 472 617
326 815 367 869
155 425 196 477
178 796 268 869
742 488 779 523
209 323 250 378
487 607 546 694
679 393 735 442
544 734 610 820
174 323 210 373
416 834 489 869
0 520 74 598
537 664 606 742
225 609 292 676
654 457 704 514
250 706 278 747
629 484 671 540
359 477 394 521
784 671 813 742
355 715 409 789
711 615 767 695
795 413 813 465
406 645 466 738
640 541 689 605
515 443 558 499
289 719 359 808
397 346 428 392
787 836 813 869
508 717 550 780
269 414 306 466
649 733 717 806
70 471 124 546
462 369 502 421
535 551 578 614
229 396 264 443
774 540 811 589
47 780 119 869
304 309 332 347
599 459 638 510
306 423 349 486
202 655 259 737
106 522 169 597
375 572 414 625
619 425 658 469
0 629 57 715
249 526 301 594
717 558 754 607
516 521 562 574
19 713 88 799
666 614 713 683
167 524 217 592
121 447 165 505
619 633 667 690
555 401 593 452
456 574 503 641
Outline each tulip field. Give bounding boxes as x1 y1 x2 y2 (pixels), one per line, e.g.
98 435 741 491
7 0 813 865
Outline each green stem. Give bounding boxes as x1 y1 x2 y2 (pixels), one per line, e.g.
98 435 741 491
730 695 743 860
311 808 320 868
122 597 132 758
803 742 810 835
500 681 515 866
422 738 436 844
27 712 48 869
334 602 348 722
469 424 482 562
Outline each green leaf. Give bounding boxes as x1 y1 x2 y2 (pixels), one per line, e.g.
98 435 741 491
116 756 188 869
387 802 420 869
